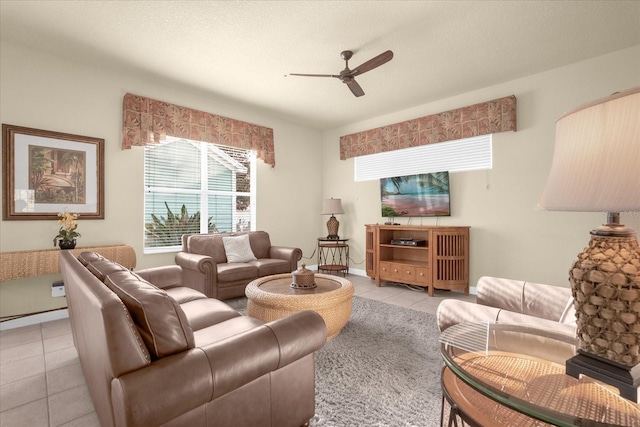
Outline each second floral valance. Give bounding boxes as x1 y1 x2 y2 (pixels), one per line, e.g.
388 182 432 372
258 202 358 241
340 95 516 160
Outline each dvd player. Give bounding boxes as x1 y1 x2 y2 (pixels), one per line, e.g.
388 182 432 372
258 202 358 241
390 239 426 246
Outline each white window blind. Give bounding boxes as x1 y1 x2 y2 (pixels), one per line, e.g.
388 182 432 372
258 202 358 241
144 137 255 253
354 134 492 181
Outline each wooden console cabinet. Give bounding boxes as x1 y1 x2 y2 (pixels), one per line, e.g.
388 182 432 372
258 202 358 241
365 225 469 296
0 245 136 282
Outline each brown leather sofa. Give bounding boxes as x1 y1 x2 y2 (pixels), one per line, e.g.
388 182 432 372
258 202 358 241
60 250 326 427
176 231 302 299
436 276 577 336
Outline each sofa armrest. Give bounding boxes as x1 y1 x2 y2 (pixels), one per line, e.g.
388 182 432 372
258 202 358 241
202 310 326 400
175 252 216 297
265 310 327 367
111 348 212 427
436 299 499 332
135 265 183 289
489 311 577 364
269 246 303 271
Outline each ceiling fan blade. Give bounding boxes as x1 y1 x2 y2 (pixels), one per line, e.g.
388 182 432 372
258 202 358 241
289 49 390 97
346 79 365 97
351 50 393 77
288 73 340 78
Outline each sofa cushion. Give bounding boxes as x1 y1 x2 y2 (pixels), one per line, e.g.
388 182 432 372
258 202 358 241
250 258 291 276
86 259 129 282
184 234 227 263
223 234 257 263
477 276 524 312
193 316 266 347
77 251 104 266
164 287 208 304
522 281 572 322
247 231 271 259
217 263 258 283
105 270 195 359
179 298 242 331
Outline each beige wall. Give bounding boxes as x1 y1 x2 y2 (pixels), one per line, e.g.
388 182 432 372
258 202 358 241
322 45 640 288
1 39 639 319
0 40 323 317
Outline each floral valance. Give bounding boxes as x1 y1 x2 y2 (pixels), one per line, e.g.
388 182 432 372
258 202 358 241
339 95 516 160
122 93 276 167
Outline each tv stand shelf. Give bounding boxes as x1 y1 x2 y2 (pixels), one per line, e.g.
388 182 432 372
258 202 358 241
380 244 429 249
365 224 469 296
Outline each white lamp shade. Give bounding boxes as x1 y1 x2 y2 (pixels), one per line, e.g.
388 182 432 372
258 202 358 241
540 87 640 212
321 198 344 215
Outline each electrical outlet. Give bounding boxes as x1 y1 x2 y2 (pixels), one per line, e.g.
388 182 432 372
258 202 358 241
51 281 65 298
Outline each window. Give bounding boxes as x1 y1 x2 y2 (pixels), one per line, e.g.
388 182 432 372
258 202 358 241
143 137 256 253
354 134 492 181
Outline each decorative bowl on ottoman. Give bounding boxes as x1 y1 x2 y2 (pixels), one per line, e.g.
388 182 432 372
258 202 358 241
291 264 316 289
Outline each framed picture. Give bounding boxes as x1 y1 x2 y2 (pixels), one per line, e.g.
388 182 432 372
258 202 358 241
2 124 105 220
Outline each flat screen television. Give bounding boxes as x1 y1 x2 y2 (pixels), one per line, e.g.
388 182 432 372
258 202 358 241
380 172 450 217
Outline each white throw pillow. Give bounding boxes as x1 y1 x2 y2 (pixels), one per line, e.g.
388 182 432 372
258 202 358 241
222 234 257 263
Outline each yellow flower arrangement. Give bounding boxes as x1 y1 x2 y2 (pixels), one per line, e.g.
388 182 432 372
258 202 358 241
53 211 81 246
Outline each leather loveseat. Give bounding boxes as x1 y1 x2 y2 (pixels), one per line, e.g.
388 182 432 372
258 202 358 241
60 250 326 427
436 276 577 336
176 231 302 299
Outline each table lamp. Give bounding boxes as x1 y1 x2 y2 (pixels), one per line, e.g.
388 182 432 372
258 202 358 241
540 86 640 401
321 198 344 239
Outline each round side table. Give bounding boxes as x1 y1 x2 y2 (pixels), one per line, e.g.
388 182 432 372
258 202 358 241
317 238 349 276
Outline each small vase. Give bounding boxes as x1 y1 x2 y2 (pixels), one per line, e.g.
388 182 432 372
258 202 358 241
59 239 77 250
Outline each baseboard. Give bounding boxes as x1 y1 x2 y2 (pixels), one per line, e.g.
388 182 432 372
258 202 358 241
305 264 367 277
348 267 367 277
328 267 478 294
0 309 69 331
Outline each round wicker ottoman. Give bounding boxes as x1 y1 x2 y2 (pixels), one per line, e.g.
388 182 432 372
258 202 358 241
245 273 354 340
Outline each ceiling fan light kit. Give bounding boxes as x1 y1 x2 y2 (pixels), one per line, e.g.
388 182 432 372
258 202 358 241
289 50 393 97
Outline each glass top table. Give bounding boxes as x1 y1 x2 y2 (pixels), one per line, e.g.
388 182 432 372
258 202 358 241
439 322 640 427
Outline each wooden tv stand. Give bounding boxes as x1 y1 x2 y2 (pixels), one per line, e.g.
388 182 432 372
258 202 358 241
365 224 469 296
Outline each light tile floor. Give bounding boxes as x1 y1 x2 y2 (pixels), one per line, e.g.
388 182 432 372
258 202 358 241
0 274 475 427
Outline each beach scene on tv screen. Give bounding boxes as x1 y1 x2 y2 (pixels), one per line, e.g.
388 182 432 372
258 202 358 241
380 172 450 217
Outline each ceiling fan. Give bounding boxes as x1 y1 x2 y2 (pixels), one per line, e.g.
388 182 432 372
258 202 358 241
288 50 393 97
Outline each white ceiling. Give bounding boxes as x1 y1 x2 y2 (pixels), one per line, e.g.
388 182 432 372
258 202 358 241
1 1 639 130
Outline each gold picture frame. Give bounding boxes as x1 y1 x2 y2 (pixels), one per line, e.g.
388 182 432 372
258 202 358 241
2 124 105 220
